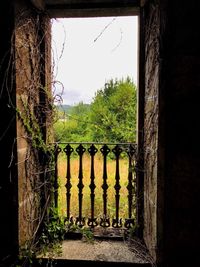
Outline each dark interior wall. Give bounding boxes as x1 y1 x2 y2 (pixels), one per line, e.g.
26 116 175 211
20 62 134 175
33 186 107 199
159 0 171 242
160 0 200 265
143 1 200 265
46 0 139 17
0 0 19 262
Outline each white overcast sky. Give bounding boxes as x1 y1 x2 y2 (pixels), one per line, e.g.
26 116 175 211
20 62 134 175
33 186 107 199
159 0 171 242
51 16 138 105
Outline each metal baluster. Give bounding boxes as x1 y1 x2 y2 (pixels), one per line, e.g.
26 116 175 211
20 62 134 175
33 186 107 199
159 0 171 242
112 145 123 228
64 144 74 224
54 144 61 208
100 144 110 228
125 144 136 228
88 144 98 227
75 144 86 227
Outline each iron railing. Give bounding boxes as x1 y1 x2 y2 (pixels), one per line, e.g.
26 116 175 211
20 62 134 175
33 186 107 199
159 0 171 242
54 142 137 230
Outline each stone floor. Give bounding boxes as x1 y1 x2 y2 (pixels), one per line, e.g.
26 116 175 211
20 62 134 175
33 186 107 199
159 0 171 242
57 239 150 264
38 228 153 266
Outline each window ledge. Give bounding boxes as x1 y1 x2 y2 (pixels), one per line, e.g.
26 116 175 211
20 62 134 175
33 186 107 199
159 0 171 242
37 239 152 266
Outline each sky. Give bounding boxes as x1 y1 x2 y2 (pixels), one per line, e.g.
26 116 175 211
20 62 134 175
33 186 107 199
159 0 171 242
51 16 138 105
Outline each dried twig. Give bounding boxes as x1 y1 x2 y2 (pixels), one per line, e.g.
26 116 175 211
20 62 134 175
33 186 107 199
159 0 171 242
94 17 116 43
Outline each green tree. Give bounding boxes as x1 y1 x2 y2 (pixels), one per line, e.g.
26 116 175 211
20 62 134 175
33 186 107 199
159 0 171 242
54 78 137 143
69 102 91 141
89 77 137 142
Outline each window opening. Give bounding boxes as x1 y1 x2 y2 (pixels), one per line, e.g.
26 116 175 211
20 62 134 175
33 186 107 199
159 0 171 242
51 16 139 239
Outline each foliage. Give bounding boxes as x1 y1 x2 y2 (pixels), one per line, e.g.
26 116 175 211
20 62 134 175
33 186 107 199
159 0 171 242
81 227 94 243
39 208 66 249
65 223 94 243
18 209 66 265
89 77 137 142
124 223 139 240
54 77 137 143
54 102 91 142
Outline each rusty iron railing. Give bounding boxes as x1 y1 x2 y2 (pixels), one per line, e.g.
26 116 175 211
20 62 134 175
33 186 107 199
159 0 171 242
54 142 137 230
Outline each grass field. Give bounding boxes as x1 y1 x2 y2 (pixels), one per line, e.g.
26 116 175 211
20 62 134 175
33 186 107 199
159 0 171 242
57 151 135 221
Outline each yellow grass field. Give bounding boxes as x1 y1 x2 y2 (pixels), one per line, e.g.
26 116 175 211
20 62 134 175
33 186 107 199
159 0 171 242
57 152 135 221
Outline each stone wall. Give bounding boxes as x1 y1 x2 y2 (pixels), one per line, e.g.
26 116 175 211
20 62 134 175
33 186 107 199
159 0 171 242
15 4 41 245
15 0 52 246
142 1 160 261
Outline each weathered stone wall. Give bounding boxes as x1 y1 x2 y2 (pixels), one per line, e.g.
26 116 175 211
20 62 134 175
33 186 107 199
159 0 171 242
15 0 52 247
143 1 160 261
15 6 40 246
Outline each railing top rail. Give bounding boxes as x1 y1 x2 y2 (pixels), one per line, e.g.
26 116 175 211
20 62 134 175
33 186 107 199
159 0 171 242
52 142 136 146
